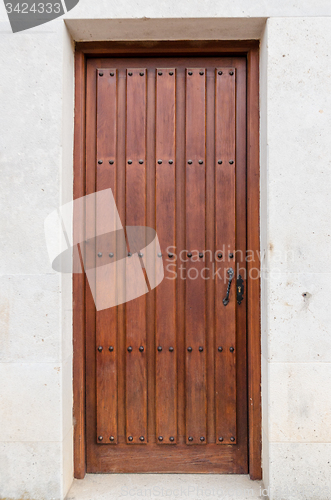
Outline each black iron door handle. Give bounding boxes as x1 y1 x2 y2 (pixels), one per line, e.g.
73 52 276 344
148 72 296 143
223 267 234 306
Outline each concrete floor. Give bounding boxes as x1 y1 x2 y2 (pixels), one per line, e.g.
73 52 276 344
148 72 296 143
67 474 264 500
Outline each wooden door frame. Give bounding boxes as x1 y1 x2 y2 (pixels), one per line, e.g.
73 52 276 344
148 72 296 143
73 40 261 480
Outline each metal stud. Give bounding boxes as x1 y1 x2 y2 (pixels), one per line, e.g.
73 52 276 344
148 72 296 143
127 346 133 353
98 435 103 441
109 346 114 352
109 252 114 258
110 72 114 77
169 159 173 164
158 159 162 164
169 436 175 442
128 252 132 257
169 71 174 76
218 346 223 352
99 72 103 77
229 71 234 76
158 436 163 441
199 346 204 352
218 70 223 75
98 252 102 257
218 160 223 164
169 347 174 352
139 346 144 352
139 436 145 441
109 436 115 441
157 346 162 352
188 436 193 441
218 436 223 442
199 160 203 164
199 252 204 258
187 346 192 352
158 71 163 76
140 72 144 76
229 253 234 259
230 347 234 353
128 436 133 441
128 160 132 164
98 346 103 352
229 160 234 165
168 253 174 258
200 436 205 442
199 71 204 75
139 159 144 164
109 160 114 164
128 72 133 76
217 253 223 259
138 252 143 258
187 252 192 258
158 253 162 258
188 160 193 164
188 71 193 75
98 160 103 165
230 436 235 442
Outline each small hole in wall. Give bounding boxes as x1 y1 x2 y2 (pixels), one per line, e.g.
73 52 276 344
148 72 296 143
302 293 307 297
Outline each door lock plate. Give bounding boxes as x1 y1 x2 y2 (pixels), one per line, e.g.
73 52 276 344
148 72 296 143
237 275 244 305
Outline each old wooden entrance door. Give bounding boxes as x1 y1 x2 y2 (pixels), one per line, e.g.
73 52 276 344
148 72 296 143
85 56 247 473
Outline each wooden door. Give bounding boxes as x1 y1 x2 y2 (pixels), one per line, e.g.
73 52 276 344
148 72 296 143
85 56 247 473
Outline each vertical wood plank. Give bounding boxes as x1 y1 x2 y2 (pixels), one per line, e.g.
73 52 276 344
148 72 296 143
73 49 86 478
215 67 237 445
176 67 186 445
247 47 262 480
146 68 156 444
95 69 118 444
125 68 148 444
116 67 127 444
85 58 97 471
155 68 177 444
205 67 216 443
185 68 207 445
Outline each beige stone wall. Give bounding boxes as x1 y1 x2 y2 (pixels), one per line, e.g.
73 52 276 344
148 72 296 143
261 17 331 500
0 2 331 498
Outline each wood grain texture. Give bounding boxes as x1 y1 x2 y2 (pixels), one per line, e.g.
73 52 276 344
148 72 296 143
73 49 86 479
125 68 148 444
85 58 98 472
116 67 127 446
205 67 216 444
155 69 177 444
77 53 258 475
215 68 237 445
185 68 207 445
247 47 262 480
76 40 259 57
95 69 118 444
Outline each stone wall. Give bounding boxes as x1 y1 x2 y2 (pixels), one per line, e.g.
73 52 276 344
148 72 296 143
0 1 330 498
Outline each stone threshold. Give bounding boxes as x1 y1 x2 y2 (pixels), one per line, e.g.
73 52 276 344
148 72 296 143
67 474 263 500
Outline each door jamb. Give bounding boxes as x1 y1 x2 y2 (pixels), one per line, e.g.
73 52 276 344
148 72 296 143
73 40 261 480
